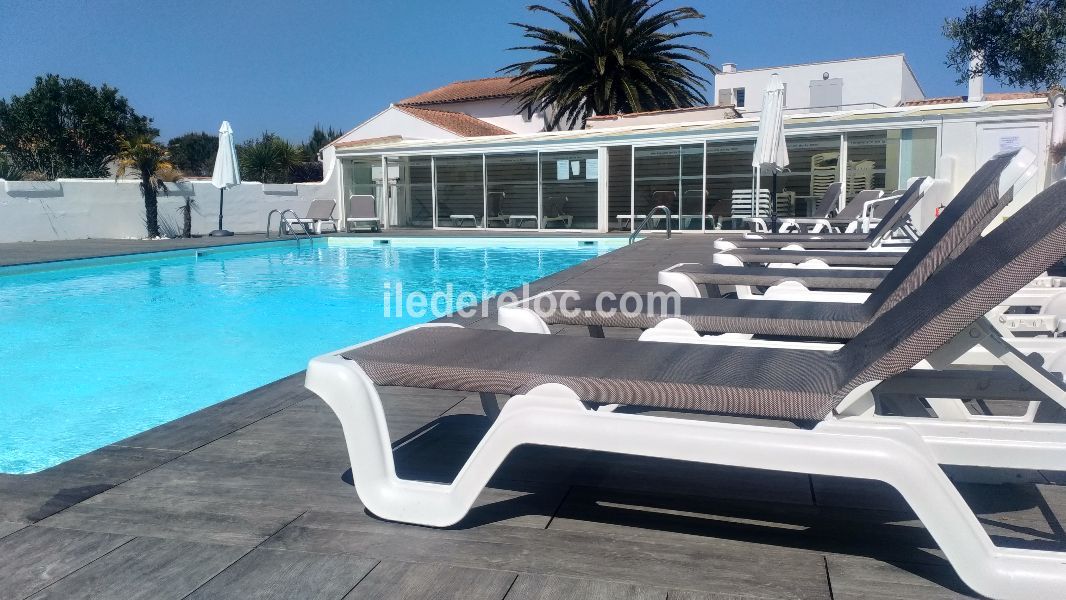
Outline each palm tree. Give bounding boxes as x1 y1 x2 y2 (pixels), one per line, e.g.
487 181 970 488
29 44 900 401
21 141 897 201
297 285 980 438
502 0 715 130
116 136 174 238
238 133 303 184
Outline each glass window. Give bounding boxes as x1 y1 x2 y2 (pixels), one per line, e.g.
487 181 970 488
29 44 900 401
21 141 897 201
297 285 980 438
845 128 937 202
735 88 746 107
897 128 937 186
389 156 432 228
607 146 633 231
680 144 705 230
780 134 843 216
634 145 679 230
485 153 538 228
540 150 597 229
434 155 484 227
704 139 756 230
345 157 384 220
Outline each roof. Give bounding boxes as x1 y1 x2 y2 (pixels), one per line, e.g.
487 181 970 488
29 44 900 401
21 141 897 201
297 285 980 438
334 135 405 149
394 105 513 137
718 53 908 74
396 76 542 106
901 91 1046 106
586 105 740 121
333 96 1049 156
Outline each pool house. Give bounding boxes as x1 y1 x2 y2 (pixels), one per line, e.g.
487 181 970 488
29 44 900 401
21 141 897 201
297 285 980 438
328 95 1054 233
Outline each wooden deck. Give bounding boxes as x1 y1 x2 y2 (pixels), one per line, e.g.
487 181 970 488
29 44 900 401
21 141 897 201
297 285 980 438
1 235 1063 599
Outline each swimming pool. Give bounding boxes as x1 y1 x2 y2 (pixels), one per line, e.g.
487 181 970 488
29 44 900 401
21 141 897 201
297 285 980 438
0 237 623 473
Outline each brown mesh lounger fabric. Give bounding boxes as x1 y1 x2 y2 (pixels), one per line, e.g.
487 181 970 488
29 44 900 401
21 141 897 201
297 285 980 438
517 150 1017 336
342 179 1066 421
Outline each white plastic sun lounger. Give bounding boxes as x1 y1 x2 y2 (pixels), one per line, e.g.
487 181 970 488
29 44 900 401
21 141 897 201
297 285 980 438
345 195 380 232
307 179 1066 599
284 199 338 234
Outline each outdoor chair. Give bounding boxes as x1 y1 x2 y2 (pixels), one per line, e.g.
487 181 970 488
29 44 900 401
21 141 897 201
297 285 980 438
284 199 337 234
306 176 1066 599
485 192 508 228
345 195 380 232
541 196 573 228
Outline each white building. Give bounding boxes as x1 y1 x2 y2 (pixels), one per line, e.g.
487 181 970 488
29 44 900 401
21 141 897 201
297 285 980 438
715 54 926 114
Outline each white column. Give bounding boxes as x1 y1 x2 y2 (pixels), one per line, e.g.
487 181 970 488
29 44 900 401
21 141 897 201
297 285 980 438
597 146 609 232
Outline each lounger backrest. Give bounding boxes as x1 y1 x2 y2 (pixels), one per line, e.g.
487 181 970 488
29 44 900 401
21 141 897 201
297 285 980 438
488 192 505 216
863 151 1017 314
835 179 1066 403
867 191 902 220
545 196 568 217
811 182 844 217
862 177 928 241
835 189 885 220
306 199 336 220
651 190 677 212
348 195 376 219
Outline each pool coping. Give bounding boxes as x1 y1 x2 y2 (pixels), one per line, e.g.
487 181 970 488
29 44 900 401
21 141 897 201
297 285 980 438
0 236 648 513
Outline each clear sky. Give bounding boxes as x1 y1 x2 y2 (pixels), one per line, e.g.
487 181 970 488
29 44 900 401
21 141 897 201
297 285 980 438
0 0 1018 144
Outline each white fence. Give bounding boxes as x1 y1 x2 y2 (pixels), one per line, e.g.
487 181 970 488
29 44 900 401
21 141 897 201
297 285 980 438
0 176 338 243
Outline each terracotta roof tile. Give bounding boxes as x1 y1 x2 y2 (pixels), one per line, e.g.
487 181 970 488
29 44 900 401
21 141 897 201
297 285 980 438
395 105 513 137
334 135 405 149
397 76 542 106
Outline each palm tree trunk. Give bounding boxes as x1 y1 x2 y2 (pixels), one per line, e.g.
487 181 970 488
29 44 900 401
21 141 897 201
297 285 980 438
142 169 160 238
182 199 192 238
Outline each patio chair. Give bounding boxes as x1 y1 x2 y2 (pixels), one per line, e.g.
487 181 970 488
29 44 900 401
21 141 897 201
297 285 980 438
345 195 380 232
498 150 1031 339
542 196 573 228
284 199 337 234
773 183 845 233
306 177 1066 599
485 192 508 228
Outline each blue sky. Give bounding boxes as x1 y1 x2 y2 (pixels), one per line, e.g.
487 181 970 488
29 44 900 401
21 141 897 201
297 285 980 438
0 0 1016 143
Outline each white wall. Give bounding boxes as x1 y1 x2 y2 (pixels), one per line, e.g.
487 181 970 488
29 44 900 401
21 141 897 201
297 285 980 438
1 175 337 243
334 106 460 145
716 56 917 114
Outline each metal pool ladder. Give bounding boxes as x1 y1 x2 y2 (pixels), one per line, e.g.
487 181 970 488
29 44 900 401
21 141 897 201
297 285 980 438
629 205 672 244
265 209 314 246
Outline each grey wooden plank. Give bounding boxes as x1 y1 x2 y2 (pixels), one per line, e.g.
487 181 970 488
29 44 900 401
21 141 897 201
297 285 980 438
0 526 131 600
824 555 978 599
28 537 250 600
0 521 26 540
667 590 785 600
266 510 831 599
185 547 376 599
38 490 303 546
505 573 666 600
344 561 516 600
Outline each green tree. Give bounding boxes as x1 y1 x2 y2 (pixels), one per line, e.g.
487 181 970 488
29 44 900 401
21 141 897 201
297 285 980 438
301 124 341 159
238 132 303 184
115 136 173 238
0 74 156 178
167 131 218 177
501 0 714 129
945 0 1066 90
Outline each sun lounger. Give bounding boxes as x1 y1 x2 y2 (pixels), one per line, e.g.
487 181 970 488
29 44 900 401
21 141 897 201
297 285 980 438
659 151 1035 299
344 195 380 232
307 177 1066 599
284 199 338 234
500 150 1031 339
542 196 573 228
716 177 931 250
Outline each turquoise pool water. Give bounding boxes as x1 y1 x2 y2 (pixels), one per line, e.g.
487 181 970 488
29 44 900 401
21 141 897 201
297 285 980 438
0 237 622 473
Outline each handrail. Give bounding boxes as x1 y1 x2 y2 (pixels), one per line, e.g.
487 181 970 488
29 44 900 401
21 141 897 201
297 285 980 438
629 205 672 244
265 209 281 238
266 208 314 246
278 209 314 245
